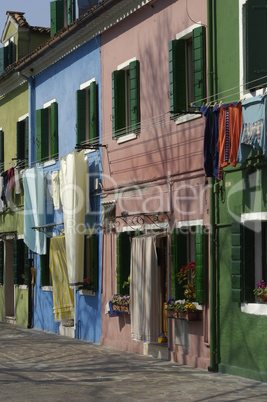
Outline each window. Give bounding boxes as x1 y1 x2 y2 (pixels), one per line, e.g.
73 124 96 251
40 238 52 287
0 129 4 172
171 225 206 303
112 59 140 138
36 101 58 163
16 116 29 168
232 220 267 303
242 0 267 91
50 0 74 37
76 80 98 145
169 25 206 116
13 239 29 286
84 234 98 291
0 240 3 285
0 40 15 75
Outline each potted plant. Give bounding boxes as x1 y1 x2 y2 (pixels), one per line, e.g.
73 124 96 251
253 280 267 302
111 294 130 312
177 261 196 300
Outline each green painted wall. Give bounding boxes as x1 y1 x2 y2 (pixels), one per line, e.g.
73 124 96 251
215 164 267 382
0 83 27 235
15 286 28 327
214 0 240 103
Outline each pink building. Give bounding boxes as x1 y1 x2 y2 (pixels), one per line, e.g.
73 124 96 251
100 0 210 369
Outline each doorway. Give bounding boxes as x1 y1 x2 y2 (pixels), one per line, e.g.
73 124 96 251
5 239 14 318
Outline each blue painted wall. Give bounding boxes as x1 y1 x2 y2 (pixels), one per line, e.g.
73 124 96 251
30 37 102 343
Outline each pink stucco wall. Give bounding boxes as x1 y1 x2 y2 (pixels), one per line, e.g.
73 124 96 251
100 0 210 369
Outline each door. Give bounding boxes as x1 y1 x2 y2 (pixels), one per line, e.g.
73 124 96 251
5 239 14 317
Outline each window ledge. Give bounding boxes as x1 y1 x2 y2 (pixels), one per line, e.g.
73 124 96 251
78 289 96 296
43 159 56 168
175 113 202 125
241 302 267 316
18 285 28 290
42 286 53 292
116 133 137 144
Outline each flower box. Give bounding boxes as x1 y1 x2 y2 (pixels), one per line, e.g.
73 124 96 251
179 311 198 321
112 303 129 313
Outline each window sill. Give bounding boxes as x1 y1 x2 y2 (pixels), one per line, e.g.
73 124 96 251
175 113 202 125
78 289 96 296
42 286 53 292
43 159 56 168
116 133 137 144
241 302 267 316
18 285 28 290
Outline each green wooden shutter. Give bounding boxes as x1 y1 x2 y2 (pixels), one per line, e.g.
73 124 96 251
117 232 130 295
171 228 187 299
246 0 267 90
112 70 126 138
231 223 254 303
0 241 4 284
24 117 29 164
50 0 64 37
195 225 206 304
89 81 97 141
76 89 86 144
24 244 29 286
0 46 8 74
41 238 50 286
67 0 73 24
36 108 49 163
169 40 186 114
7 42 15 65
129 60 140 132
0 130 4 169
89 234 98 291
16 121 25 162
193 26 206 103
51 102 58 158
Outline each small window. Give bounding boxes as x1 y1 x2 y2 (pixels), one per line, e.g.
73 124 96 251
76 81 98 145
16 116 29 168
169 26 206 116
41 238 52 287
112 60 140 138
36 102 58 163
0 40 16 74
83 234 98 291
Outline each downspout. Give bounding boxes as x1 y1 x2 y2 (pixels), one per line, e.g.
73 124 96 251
207 0 218 372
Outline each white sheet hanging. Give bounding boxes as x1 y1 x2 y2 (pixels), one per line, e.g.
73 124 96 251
130 235 160 343
60 151 87 285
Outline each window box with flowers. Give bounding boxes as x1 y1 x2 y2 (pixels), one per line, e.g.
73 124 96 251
254 280 267 302
111 294 130 313
166 298 200 321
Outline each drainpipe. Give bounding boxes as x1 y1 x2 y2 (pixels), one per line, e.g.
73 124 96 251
207 0 218 372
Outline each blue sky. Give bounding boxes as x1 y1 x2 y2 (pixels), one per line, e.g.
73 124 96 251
0 0 51 41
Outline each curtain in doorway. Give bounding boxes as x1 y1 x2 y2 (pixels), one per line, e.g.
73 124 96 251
49 235 74 321
60 151 88 285
130 235 160 343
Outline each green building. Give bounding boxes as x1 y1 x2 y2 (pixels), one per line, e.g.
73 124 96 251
208 0 267 382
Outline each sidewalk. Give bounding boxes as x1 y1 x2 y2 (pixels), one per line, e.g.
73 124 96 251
0 322 267 401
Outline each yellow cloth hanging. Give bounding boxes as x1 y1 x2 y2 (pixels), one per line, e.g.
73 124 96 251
49 235 74 321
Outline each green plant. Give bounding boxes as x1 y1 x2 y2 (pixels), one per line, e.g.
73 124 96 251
253 280 267 297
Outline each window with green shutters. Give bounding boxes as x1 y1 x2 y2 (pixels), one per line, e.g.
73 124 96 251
245 0 267 90
36 102 58 163
13 239 29 286
169 26 206 116
112 60 140 138
116 232 131 295
0 41 15 74
16 117 29 168
50 0 74 37
0 130 4 172
76 81 98 145
84 234 98 291
171 225 206 304
231 222 255 303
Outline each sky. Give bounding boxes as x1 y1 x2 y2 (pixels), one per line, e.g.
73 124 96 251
0 0 51 45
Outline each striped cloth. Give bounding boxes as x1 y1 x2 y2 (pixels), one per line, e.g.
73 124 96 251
49 235 74 321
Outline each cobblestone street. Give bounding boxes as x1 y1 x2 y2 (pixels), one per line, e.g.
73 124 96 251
0 323 267 401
